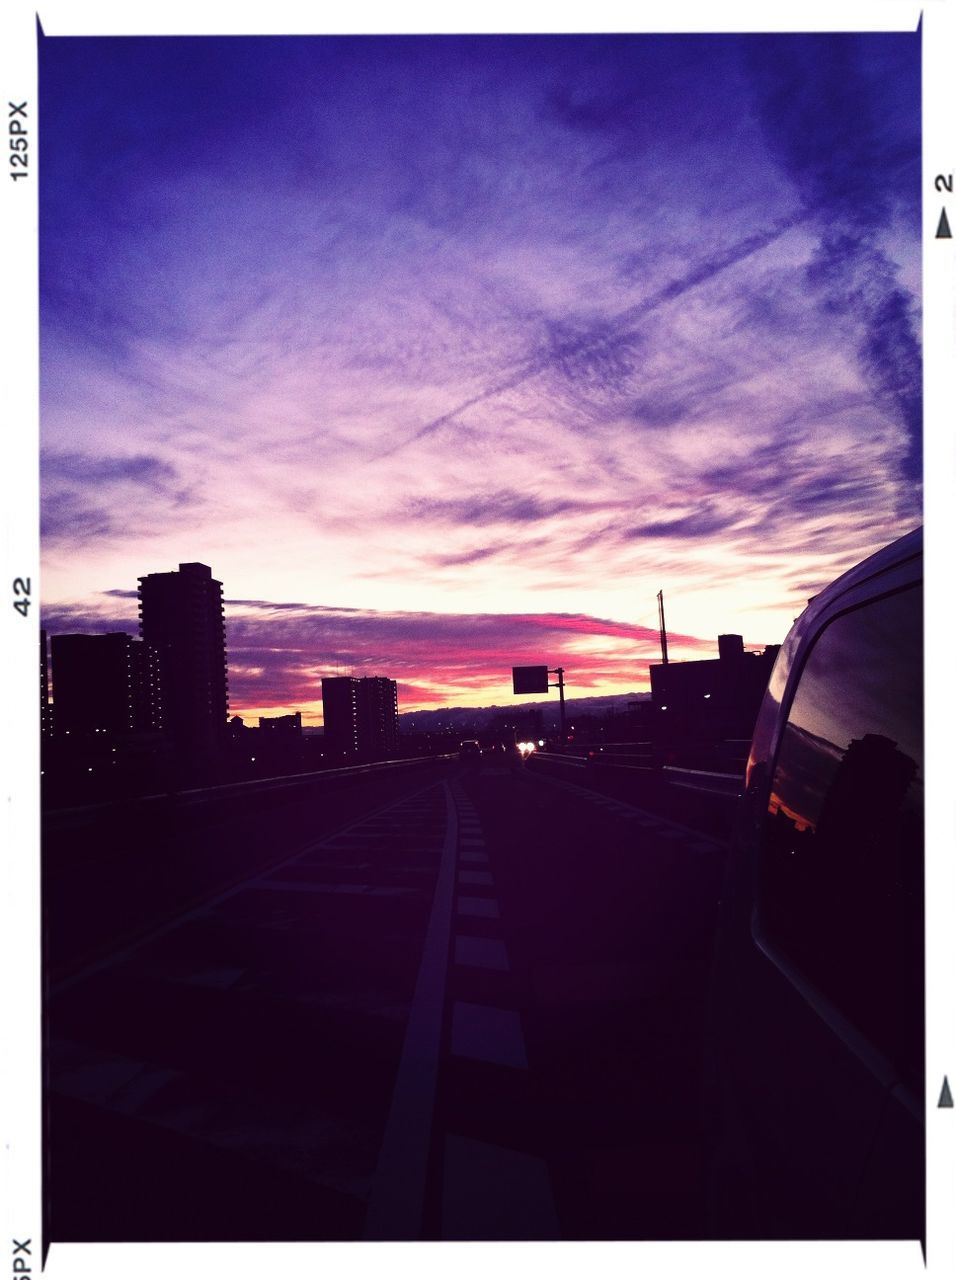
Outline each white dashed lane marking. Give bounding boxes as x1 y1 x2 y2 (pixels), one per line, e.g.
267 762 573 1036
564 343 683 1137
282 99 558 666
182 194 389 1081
442 1134 559 1240
454 935 510 971
451 1002 527 1069
457 896 499 919
458 870 494 887
442 779 559 1240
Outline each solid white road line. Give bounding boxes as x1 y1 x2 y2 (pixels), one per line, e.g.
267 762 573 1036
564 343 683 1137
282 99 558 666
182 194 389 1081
362 780 459 1241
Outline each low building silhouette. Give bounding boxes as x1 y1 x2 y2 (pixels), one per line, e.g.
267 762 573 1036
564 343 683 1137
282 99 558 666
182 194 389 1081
649 634 780 767
258 712 303 736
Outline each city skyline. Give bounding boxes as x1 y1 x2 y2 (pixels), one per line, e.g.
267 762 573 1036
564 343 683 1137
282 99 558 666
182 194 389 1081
40 31 921 723
40 555 772 726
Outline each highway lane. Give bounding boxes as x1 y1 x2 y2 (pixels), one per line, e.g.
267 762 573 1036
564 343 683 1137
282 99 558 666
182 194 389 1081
47 773 453 1240
45 755 729 1242
441 757 727 1239
43 758 457 981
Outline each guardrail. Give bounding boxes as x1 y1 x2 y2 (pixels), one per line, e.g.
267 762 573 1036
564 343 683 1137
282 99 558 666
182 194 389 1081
528 748 742 798
528 750 586 769
45 752 458 827
525 745 741 842
661 765 742 797
584 751 655 771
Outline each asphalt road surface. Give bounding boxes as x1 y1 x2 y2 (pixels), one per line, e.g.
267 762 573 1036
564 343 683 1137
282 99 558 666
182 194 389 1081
45 753 729 1242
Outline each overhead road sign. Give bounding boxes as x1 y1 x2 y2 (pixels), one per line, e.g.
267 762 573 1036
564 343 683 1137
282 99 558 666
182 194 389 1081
512 665 550 695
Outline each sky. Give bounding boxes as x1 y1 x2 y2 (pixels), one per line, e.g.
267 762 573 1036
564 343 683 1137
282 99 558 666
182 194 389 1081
39 31 922 724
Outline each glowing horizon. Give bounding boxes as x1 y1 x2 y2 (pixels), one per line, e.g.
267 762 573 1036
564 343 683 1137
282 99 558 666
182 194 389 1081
43 590 728 725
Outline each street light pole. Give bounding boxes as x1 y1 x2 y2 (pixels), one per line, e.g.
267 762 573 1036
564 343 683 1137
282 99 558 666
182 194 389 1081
549 666 566 744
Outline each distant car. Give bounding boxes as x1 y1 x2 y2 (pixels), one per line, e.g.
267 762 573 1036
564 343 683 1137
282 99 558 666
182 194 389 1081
459 739 481 760
708 527 923 1240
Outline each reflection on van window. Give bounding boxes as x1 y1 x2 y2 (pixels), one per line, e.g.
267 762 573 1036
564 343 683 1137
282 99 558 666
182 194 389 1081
759 584 923 1082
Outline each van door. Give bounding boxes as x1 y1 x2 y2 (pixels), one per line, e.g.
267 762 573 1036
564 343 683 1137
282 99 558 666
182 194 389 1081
728 579 923 1236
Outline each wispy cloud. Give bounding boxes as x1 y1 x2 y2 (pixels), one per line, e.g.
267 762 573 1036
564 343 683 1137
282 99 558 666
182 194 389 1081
406 491 605 526
39 32 920 679
40 449 195 546
746 33 921 479
374 211 810 460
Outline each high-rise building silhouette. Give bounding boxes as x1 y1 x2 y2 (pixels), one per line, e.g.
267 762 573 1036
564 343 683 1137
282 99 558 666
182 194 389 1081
49 632 162 736
322 677 362 756
322 675 399 760
40 628 50 738
359 676 399 757
137 562 228 771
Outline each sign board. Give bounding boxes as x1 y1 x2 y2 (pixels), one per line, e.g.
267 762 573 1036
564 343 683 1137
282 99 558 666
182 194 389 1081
512 665 550 695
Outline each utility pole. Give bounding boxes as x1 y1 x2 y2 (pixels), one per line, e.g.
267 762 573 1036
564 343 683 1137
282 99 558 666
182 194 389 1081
657 589 669 665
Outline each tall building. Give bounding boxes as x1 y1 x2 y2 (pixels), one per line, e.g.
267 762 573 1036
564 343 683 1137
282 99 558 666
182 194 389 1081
321 677 361 756
49 632 162 736
137 562 228 768
40 628 50 738
359 677 399 758
321 675 399 760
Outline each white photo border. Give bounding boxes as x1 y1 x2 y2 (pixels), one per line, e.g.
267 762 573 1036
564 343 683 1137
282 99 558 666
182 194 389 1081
3 4 951 1279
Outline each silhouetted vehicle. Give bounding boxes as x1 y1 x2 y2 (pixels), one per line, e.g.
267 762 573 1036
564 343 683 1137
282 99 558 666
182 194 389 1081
459 739 481 760
708 527 923 1240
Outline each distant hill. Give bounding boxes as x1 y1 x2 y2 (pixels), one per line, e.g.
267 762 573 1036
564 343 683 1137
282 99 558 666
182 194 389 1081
398 691 649 735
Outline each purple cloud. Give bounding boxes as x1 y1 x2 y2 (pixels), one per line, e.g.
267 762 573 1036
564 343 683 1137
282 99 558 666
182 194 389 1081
38 32 921 677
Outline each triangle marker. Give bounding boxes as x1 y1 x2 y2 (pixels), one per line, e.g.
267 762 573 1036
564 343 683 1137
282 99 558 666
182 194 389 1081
936 208 952 239
939 1075 954 1108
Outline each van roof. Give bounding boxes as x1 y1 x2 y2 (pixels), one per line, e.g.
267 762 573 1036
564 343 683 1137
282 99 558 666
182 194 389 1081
808 526 921 610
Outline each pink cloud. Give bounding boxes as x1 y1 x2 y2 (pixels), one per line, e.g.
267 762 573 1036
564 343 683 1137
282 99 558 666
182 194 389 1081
42 594 744 722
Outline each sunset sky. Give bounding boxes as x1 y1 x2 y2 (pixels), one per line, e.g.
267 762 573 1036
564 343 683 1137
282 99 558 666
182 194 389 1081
39 30 922 724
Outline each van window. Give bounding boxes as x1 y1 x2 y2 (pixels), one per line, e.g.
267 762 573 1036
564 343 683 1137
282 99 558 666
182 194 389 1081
758 583 923 1080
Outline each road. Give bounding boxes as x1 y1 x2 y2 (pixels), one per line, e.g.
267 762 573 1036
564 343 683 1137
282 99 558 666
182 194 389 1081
45 753 729 1242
